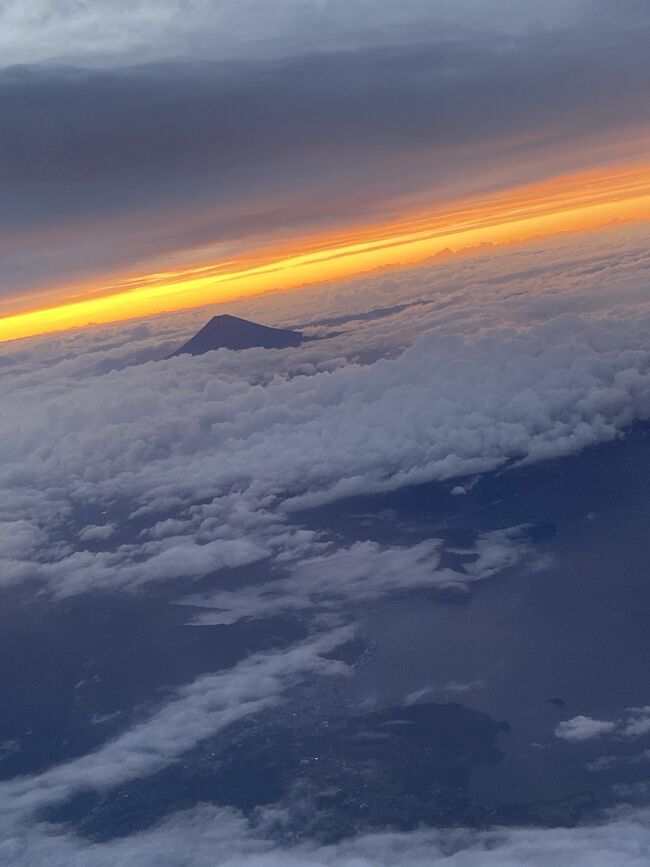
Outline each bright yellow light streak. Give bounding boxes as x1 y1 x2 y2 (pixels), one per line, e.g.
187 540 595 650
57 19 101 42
2 163 650 342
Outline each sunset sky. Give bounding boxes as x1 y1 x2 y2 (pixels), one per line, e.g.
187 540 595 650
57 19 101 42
4 5 650 866
1 0 649 340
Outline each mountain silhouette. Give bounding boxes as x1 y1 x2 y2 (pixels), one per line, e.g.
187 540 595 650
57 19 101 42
169 314 303 357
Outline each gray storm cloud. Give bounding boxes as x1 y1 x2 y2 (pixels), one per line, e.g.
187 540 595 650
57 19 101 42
0 0 649 302
0 1 592 68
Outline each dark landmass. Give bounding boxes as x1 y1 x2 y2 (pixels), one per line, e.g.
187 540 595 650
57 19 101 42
43 700 504 843
169 314 303 357
30 424 650 846
270 701 505 842
45 691 599 845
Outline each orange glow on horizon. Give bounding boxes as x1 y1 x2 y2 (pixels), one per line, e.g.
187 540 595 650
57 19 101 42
2 163 650 343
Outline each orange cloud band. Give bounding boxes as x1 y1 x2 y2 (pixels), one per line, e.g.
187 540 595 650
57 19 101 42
2 162 650 343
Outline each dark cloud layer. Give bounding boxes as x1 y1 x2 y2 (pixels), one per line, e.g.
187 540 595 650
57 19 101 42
1 3 649 299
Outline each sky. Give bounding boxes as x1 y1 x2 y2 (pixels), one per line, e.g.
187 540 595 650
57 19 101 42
1 0 650 339
2 4 650 865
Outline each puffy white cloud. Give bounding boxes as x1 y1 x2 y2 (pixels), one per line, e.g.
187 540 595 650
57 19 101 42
556 707 650 743
78 523 116 542
1 801 650 867
555 715 618 742
37 535 270 598
0 520 46 560
623 708 650 739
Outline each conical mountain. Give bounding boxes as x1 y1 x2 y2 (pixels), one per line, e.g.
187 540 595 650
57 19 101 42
170 314 303 357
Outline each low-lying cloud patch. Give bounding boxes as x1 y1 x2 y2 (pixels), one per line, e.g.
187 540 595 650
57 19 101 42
182 527 535 625
556 707 650 743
